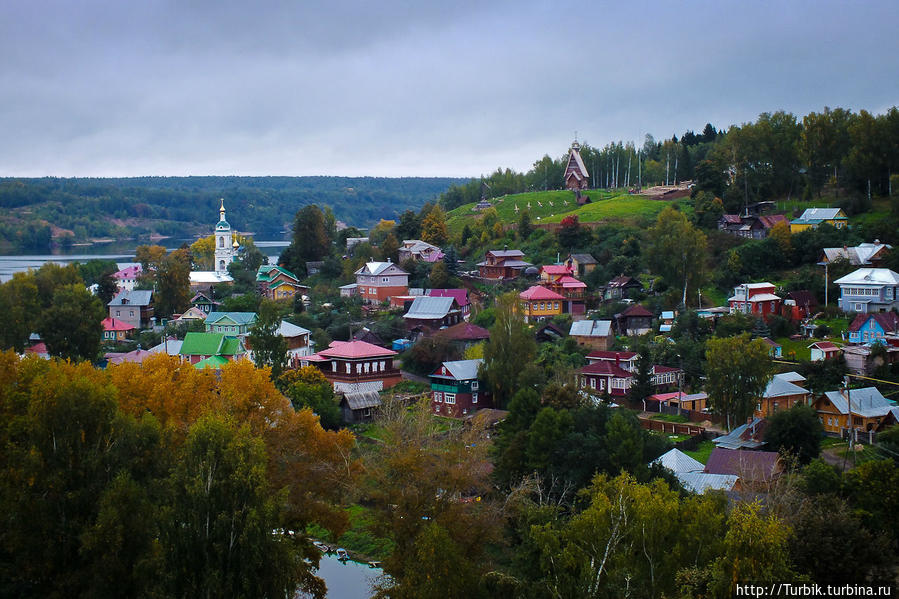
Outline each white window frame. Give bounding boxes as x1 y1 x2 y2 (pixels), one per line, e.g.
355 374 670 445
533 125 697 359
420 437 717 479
471 380 479 391
472 392 478 404
434 392 443 403
444 393 456 405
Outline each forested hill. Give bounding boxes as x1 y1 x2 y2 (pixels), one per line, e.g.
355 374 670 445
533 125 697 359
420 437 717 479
0 176 464 251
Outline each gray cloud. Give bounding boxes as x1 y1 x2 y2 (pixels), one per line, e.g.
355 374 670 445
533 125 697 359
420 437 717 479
0 0 896 177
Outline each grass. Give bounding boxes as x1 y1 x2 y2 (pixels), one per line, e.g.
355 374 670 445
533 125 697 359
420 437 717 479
683 440 716 464
541 194 688 224
650 413 689 423
446 190 590 233
307 504 394 562
775 336 817 362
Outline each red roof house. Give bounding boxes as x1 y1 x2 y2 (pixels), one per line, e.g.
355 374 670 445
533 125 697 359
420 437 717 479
102 317 136 341
306 340 402 393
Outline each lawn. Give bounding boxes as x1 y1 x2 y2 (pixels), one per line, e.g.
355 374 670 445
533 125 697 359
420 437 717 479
446 189 592 233
775 337 817 362
540 193 687 224
683 440 716 464
650 413 689 423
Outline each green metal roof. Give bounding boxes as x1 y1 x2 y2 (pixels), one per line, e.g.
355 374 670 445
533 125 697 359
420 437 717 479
256 264 299 283
220 337 242 356
205 312 258 326
194 355 230 370
180 332 225 356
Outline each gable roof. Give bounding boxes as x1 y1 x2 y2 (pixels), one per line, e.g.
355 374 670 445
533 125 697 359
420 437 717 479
428 288 469 307
355 261 408 276
342 390 382 410
109 289 153 307
180 332 243 357
256 264 300 283
318 340 396 359
487 249 525 259
568 253 597 264
794 207 846 222
434 321 490 341
194 355 230 370
113 265 142 279
569 320 612 337
190 291 219 305
277 320 311 337
620 304 653 318
848 312 899 334
520 285 565 301
834 268 899 286
403 296 458 320
206 312 258 326
676 471 739 493
102 317 136 332
705 448 780 481
763 374 808 399
566 145 589 177
758 214 787 229
808 341 839 351
821 387 895 418
581 360 631 378
431 358 484 381
713 417 768 450
541 264 572 276
608 275 641 288
557 275 587 289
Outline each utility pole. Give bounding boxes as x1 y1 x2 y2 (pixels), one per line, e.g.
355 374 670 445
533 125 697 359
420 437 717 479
845 375 854 456
626 150 631 188
674 154 678 185
666 153 670 186
638 151 642 190
615 151 620 189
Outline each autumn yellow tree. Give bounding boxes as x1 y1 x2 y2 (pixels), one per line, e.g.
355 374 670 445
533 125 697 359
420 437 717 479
189 235 215 270
420 205 448 246
769 220 793 256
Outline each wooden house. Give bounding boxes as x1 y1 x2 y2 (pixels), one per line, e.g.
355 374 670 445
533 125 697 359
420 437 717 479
615 304 653 336
403 296 463 338
354 261 410 304
108 289 154 330
478 250 532 280
179 332 245 365
339 390 381 424
102 317 136 341
728 282 782 320
256 265 310 301
205 312 257 336
569 320 614 351
430 359 491 418
813 387 897 434
808 341 841 362
754 372 810 419
190 291 221 315
305 340 401 393
604 275 642 301
519 285 565 323
563 140 590 190
566 253 598 276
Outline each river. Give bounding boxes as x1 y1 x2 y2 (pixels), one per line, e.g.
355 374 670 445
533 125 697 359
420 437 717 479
303 554 383 599
0 239 290 282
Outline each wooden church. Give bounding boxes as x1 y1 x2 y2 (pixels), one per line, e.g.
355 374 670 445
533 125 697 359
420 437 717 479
564 140 590 190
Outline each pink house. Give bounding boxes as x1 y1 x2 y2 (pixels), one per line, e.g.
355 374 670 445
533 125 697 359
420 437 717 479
728 282 782 320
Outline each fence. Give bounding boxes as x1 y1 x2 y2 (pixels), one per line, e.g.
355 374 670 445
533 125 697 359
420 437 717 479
638 418 706 438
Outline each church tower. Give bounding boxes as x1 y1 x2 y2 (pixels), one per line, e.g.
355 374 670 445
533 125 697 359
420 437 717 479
214 199 234 273
564 139 590 190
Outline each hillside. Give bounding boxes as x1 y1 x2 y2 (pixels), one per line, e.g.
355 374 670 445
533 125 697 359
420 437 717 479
0 176 463 252
446 188 688 232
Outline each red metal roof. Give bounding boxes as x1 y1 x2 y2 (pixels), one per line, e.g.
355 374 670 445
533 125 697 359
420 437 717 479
621 304 653 318
428 288 469 307
848 312 899 333
581 361 631 377
519 285 565 301
541 264 572 275
102 317 136 331
557 275 587 288
435 321 490 341
587 350 637 360
317 340 397 359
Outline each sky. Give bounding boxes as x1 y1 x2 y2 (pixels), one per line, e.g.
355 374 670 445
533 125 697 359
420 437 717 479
1 0 897 178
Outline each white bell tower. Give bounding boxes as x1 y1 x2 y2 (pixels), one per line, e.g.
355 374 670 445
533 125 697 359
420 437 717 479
214 199 233 273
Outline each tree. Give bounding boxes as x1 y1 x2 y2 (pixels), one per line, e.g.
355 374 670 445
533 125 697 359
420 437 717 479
705 334 773 430
279 366 341 430
155 247 191 318
39 284 105 361
189 235 216 270
442 245 459 276
247 300 288 380
483 292 537 408
765 404 822 465
646 206 708 307
420 205 448 246
0 272 39 351
280 205 330 276
380 232 400 263
557 214 582 250
518 209 533 240
429 260 449 288
627 350 654 403
396 209 421 240
134 244 166 287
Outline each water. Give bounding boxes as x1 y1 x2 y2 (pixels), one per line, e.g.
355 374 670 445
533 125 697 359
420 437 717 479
302 554 383 599
0 240 289 282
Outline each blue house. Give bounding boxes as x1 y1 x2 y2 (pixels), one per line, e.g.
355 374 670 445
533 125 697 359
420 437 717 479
846 312 899 344
833 268 899 314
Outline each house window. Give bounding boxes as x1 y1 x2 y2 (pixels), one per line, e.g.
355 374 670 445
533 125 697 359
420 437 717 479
581 376 587 387
130 310 134 317
380 361 385 371
331 362 337 372
115 310 120 316
471 381 479 391
554 302 559 310
434 392 443 402
472 393 478 404
444 393 456 404
382 277 389 283
589 378 596 389
756 403 761 412
346 363 351 374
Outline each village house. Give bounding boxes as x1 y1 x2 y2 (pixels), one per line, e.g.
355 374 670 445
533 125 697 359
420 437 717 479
433 321 490 350
477 249 532 280
649 391 708 412
397 239 444 263
728 282 782 319
304 340 402 393
205 312 257 336
174 306 208 323
713 417 768 450
245 320 312 367
428 288 471 319
108 289 154 330
256 265 310 301
808 341 842 362
761 337 782 358
566 253 598 276
604 275 642 301
354 260 409 304
834 268 899 314
179 332 245 365
718 213 786 239
615 304 653 336
789 207 848 233
339 390 382 425
820 241 892 266
846 312 899 344
190 291 221 315
568 319 614 351
563 140 590 190
429 358 491 418
112 264 142 291
579 350 681 398
402 296 463 338
653 448 738 494
754 372 810 419
519 285 565 323
842 343 899 375
783 290 818 321
540 265 588 315
704 448 782 490
339 283 358 297
813 387 897 434
101 317 136 341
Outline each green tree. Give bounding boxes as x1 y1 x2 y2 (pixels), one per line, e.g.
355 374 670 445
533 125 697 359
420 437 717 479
764 404 823 465
518 209 533 240
280 205 331 277
705 334 772 430
380 232 400 263
0 272 39 351
396 209 421 240
627 350 654 403
442 245 459 276
247 300 288 380
279 366 341 430
160 415 300 599
429 260 449 288
39 284 105 361
646 206 708 307
483 292 537 408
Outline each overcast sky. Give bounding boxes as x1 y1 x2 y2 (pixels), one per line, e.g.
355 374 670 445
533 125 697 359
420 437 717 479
1 0 896 178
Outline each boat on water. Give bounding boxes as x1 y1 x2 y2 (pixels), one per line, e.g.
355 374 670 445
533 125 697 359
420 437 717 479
368 561 382 569
313 541 331 553
336 548 349 561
